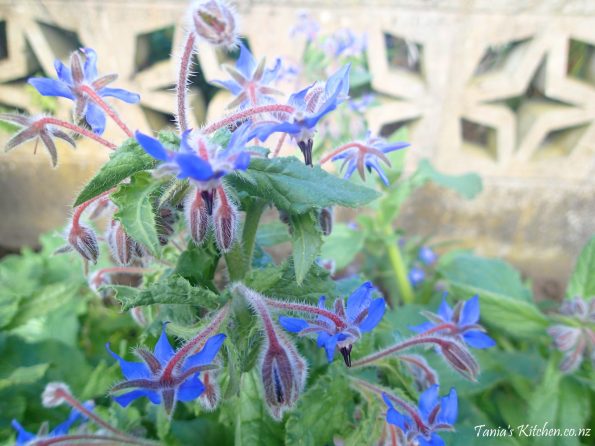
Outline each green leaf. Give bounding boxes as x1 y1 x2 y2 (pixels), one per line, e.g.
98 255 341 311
0 294 20 329
111 172 162 255
74 138 157 206
417 159 483 199
227 156 380 214
174 240 221 289
566 236 595 299
0 364 49 391
285 366 353 446
256 222 291 247
234 370 284 446
114 276 220 311
320 223 365 269
344 402 383 446
290 212 323 285
440 254 548 338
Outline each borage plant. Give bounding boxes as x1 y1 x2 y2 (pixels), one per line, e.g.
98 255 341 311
2 1 499 445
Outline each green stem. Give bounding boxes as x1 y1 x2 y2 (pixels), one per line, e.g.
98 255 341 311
384 225 415 304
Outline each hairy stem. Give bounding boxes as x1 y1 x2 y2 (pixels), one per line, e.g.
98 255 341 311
384 225 415 304
319 142 365 164
263 298 346 329
203 104 294 134
36 117 117 149
72 189 114 229
80 85 133 137
352 335 449 368
176 33 196 132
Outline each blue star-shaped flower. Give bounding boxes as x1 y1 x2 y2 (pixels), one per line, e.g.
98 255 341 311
383 385 457 446
410 295 496 349
28 48 140 134
279 281 385 366
106 323 226 415
408 266 426 287
213 42 282 108
418 246 438 265
332 131 409 185
254 64 351 165
12 402 94 445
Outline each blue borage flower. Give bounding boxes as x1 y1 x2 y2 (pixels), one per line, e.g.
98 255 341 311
279 281 385 366
382 385 457 446
331 131 409 185
418 246 438 265
106 323 225 415
254 64 351 165
136 121 252 186
213 42 282 108
323 29 367 58
408 266 426 287
410 295 496 349
28 48 139 134
12 402 94 445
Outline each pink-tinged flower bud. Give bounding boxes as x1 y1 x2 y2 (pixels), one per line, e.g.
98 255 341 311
88 270 113 300
42 382 71 408
399 354 439 389
191 0 239 49
106 220 134 266
67 223 99 264
130 307 148 327
438 338 479 381
319 207 333 236
185 189 210 245
199 368 221 411
157 206 177 246
213 187 237 253
233 284 308 420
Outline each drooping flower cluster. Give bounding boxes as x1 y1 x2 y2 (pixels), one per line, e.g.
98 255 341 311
547 297 595 373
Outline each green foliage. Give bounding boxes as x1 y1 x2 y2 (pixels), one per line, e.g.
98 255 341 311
439 253 549 338
227 156 380 214
320 223 365 270
111 171 163 255
74 138 157 206
285 366 354 446
416 159 483 199
566 235 595 299
289 212 323 285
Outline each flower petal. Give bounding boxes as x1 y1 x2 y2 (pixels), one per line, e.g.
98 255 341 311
85 102 106 135
437 296 453 321
408 321 435 333
459 295 480 326
114 389 160 407
236 42 257 79
234 152 251 171
463 330 496 349
175 153 214 181
28 78 74 99
366 157 389 185
358 298 386 332
279 316 309 333
346 281 375 322
438 387 458 425
82 48 98 80
153 323 175 365
418 433 445 446
386 408 408 431
135 130 170 161
212 78 242 95
106 343 151 380
322 333 339 363
100 87 140 104
177 373 205 401
54 60 73 84
418 384 439 419
183 333 226 371
11 420 36 445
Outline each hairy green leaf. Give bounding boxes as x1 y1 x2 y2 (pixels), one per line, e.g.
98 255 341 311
111 172 162 255
566 236 595 299
256 222 291 247
74 138 157 206
320 223 365 270
227 156 380 214
175 239 221 290
113 276 219 311
290 212 323 285
417 159 483 199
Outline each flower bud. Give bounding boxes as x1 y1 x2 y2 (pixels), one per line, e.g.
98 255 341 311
68 223 99 264
198 369 221 411
157 206 177 246
42 382 71 408
192 0 239 49
185 189 210 245
88 270 113 300
213 188 237 253
130 307 148 327
438 338 479 381
106 220 134 265
319 207 333 236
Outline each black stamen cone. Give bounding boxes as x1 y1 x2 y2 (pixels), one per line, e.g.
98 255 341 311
340 345 352 367
201 189 215 216
298 139 314 166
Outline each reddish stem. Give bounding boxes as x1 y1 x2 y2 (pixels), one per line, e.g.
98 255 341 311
161 303 230 380
351 335 451 368
80 85 133 137
55 388 130 438
273 133 287 157
36 117 117 149
203 104 295 134
176 33 196 132
72 189 114 230
263 298 347 329
319 141 367 164
35 434 151 446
